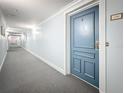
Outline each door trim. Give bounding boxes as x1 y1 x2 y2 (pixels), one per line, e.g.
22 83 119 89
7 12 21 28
64 0 106 93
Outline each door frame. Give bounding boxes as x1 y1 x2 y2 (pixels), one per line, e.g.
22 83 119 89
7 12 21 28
64 0 106 93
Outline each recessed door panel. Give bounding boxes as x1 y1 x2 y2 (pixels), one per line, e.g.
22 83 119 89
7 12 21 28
71 6 99 87
73 58 81 73
73 12 95 49
84 61 95 79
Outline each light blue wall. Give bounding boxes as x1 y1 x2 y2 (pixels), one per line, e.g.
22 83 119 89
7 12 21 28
0 10 8 69
24 12 65 71
106 0 123 93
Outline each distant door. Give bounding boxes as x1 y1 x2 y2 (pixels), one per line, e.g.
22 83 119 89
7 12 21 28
70 6 99 87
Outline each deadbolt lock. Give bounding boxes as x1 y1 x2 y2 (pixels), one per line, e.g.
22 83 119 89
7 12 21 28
95 41 110 49
105 42 110 47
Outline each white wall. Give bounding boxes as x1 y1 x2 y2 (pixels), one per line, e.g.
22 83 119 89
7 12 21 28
106 0 123 93
25 12 65 71
0 9 8 70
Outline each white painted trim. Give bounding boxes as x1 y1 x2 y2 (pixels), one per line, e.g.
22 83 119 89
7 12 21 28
64 0 106 93
22 47 65 75
99 0 106 93
38 0 94 26
0 52 7 72
99 90 105 93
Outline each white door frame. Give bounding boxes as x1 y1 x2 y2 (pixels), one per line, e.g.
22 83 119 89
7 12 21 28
64 0 106 93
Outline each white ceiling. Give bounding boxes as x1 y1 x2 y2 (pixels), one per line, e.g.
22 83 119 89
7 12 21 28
0 0 73 29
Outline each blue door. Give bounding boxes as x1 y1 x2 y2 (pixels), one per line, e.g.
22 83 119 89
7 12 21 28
71 6 99 87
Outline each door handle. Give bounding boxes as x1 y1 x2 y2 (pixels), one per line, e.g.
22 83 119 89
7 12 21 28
105 42 110 47
95 41 110 49
95 41 99 49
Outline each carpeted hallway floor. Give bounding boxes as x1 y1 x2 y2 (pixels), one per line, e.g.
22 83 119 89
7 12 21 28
0 47 99 93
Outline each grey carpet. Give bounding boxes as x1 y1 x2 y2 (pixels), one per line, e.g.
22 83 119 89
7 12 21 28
0 47 99 93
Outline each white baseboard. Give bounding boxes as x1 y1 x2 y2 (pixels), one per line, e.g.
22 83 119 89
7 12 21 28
0 52 7 72
99 90 105 93
22 47 65 75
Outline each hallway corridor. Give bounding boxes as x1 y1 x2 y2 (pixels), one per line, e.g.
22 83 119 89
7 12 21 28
0 47 99 93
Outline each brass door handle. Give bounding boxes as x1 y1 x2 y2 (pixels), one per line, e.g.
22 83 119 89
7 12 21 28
95 41 99 49
95 41 109 49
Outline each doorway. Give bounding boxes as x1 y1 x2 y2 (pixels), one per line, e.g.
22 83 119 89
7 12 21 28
70 6 99 87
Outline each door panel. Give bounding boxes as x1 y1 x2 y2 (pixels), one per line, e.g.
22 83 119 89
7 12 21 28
73 58 81 73
73 12 95 49
71 6 99 87
84 60 95 79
